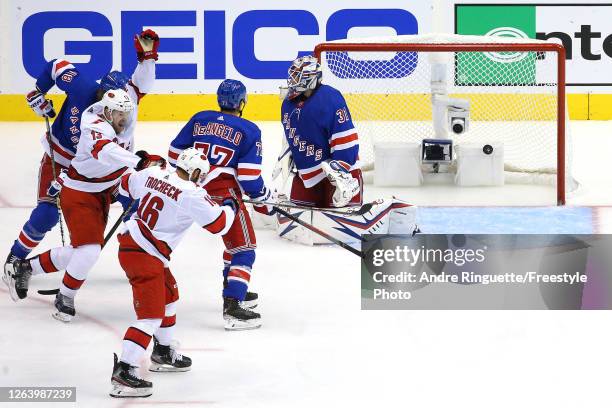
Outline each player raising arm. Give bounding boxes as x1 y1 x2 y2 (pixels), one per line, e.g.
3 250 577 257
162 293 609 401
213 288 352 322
3 90 165 322
110 148 236 398
3 30 160 276
168 79 273 330
280 55 362 208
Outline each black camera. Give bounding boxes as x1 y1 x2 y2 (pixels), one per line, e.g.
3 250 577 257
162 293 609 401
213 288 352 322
422 139 453 163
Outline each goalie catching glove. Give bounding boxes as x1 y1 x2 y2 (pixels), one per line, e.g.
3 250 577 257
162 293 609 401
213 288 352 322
321 160 360 207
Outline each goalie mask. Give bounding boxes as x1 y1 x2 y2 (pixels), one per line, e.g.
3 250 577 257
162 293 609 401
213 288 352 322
177 147 210 184
285 55 322 99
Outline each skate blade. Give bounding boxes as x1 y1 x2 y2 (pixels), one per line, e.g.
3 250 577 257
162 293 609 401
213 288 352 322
2 265 19 302
52 311 73 323
241 299 258 309
110 382 152 398
224 317 262 331
148 362 191 373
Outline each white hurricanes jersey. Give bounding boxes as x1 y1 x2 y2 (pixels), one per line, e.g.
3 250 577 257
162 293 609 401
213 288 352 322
63 101 140 192
119 166 235 266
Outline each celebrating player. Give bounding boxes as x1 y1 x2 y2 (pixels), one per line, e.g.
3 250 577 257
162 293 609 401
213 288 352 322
168 79 273 330
3 29 160 292
280 55 362 208
110 148 236 398
3 88 165 322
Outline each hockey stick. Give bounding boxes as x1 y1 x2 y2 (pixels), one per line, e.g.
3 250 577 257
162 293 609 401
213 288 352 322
273 206 364 258
102 199 136 247
44 116 66 246
37 200 136 296
244 199 374 216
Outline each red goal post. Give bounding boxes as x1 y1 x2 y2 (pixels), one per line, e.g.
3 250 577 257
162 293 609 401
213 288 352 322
314 39 568 205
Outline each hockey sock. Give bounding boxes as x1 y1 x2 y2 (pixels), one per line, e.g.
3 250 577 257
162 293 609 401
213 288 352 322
59 244 101 298
223 250 255 301
10 202 59 259
30 246 74 275
154 302 177 346
121 318 162 367
222 251 231 285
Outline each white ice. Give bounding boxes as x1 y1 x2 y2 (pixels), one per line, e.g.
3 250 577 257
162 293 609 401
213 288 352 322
1 121 612 407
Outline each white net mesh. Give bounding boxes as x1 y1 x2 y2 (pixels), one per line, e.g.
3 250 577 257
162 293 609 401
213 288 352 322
317 34 573 197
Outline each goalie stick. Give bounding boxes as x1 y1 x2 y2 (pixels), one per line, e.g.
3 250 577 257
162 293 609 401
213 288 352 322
244 199 374 216
37 200 136 296
273 206 365 258
44 116 66 246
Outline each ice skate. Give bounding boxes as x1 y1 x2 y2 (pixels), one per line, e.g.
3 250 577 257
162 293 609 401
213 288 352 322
149 336 192 372
52 292 75 322
110 353 152 398
223 297 261 331
3 255 31 301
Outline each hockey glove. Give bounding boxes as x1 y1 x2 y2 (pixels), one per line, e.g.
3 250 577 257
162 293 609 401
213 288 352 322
26 89 55 118
135 150 166 171
134 29 160 62
321 160 359 208
222 197 240 214
250 187 277 216
46 169 67 198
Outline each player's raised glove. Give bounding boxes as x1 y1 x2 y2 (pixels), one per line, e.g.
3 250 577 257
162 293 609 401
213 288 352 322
250 186 277 216
134 29 160 62
321 160 359 207
135 150 166 170
46 169 67 198
26 89 55 118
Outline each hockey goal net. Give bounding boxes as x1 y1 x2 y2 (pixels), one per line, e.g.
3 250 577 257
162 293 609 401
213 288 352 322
314 34 572 205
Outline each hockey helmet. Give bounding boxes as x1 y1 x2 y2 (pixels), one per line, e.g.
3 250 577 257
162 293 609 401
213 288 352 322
176 147 210 183
286 55 322 99
217 79 247 112
100 71 130 91
101 89 134 113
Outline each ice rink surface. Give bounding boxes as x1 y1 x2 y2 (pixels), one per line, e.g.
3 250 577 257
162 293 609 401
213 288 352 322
1 121 612 407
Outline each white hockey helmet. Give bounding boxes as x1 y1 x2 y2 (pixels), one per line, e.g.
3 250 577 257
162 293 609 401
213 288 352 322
101 89 134 113
285 55 322 99
176 147 210 183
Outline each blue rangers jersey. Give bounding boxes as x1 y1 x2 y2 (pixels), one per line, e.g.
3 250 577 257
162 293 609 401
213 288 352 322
35 59 155 168
168 111 266 198
35 59 99 167
281 84 359 188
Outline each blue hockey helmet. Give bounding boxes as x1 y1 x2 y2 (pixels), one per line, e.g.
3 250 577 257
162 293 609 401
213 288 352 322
100 71 130 91
217 79 247 112
286 55 322 99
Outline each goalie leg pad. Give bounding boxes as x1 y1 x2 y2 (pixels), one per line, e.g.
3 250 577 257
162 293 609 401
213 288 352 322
276 198 419 246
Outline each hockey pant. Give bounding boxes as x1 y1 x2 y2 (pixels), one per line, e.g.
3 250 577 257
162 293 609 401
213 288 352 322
117 232 178 366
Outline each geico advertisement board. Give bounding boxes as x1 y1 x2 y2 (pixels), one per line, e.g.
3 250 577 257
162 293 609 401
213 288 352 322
5 1 431 94
455 3 612 90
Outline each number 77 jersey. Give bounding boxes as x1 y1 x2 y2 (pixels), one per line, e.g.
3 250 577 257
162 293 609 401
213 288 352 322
167 110 265 198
